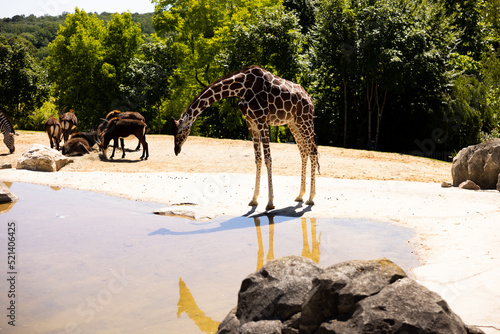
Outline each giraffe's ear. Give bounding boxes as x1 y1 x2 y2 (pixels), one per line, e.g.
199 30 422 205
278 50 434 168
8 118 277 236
170 117 179 136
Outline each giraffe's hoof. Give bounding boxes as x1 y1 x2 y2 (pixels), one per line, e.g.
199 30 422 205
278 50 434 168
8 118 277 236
248 200 258 207
266 204 275 211
295 197 304 202
305 200 315 206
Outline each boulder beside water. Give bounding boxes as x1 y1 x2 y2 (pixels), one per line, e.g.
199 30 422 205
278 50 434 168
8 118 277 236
452 139 500 190
16 144 72 172
217 256 483 334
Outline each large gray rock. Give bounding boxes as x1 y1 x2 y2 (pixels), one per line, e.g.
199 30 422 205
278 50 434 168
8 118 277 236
452 139 500 189
217 256 483 334
17 144 72 172
237 256 323 324
300 258 407 333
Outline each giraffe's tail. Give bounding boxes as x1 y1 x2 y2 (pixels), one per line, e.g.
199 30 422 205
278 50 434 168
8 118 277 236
314 133 321 175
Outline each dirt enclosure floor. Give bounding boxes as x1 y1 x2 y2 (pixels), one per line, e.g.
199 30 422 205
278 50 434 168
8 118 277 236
1 131 451 183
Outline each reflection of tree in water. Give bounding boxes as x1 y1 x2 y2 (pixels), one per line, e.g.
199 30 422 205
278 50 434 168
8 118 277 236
177 278 220 333
177 215 321 333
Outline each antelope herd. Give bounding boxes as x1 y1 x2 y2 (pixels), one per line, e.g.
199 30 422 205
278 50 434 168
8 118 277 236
1 109 149 160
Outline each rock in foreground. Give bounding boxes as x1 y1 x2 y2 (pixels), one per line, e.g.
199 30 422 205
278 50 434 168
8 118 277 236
217 256 483 334
17 144 72 172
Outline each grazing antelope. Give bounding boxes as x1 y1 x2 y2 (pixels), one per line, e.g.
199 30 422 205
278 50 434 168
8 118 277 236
44 116 62 150
60 109 78 143
0 111 18 154
98 110 145 152
99 118 148 160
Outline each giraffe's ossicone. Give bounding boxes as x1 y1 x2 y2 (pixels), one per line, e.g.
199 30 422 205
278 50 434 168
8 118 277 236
171 66 318 210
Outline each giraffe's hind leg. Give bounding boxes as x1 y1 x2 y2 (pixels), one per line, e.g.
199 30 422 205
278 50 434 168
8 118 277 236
289 123 307 202
290 122 317 205
295 153 308 203
262 134 275 210
306 152 317 205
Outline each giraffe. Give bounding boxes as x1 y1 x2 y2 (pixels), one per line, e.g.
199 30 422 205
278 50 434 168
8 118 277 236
171 65 317 210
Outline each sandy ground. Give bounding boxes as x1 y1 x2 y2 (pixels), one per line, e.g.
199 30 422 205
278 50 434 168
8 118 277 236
1 131 500 332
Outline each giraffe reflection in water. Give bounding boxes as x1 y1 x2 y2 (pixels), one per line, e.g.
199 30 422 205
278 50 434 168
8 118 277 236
254 216 320 270
177 216 321 333
177 278 220 334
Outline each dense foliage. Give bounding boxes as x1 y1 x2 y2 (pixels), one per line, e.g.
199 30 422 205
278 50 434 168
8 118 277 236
0 36 49 128
1 1 500 156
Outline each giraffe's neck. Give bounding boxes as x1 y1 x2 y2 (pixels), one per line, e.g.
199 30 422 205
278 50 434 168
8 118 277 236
180 73 246 126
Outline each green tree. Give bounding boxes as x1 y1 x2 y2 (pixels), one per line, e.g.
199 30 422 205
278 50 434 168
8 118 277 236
120 38 178 133
445 75 493 147
153 0 280 138
219 6 303 80
283 0 317 34
47 9 143 128
443 0 489 60
47 8 107 126
0 36 49 128
103 12 143 98
310 0 459 151
216 5 303 141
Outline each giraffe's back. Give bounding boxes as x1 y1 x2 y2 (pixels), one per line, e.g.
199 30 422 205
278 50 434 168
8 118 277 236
241 67 314 126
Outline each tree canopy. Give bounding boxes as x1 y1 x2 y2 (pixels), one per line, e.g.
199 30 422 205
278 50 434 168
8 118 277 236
1 1 500 157
0 35 49 127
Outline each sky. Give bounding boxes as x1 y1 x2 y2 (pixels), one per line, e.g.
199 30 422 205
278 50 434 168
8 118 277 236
1 0 155 18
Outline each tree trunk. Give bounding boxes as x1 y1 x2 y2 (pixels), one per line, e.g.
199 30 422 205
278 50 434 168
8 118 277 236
343 78 348 147
158 105 161 134
366 84 374 149
374 87 387 150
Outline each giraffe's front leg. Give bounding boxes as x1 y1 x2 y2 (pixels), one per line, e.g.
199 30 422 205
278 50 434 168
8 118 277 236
265 158 275 210
249 136 261 207
249 161 261 206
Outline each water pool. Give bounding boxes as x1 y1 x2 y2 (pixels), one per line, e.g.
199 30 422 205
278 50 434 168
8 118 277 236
0 182 418 334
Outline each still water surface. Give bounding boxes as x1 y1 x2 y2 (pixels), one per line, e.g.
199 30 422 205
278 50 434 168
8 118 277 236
0 182 418 334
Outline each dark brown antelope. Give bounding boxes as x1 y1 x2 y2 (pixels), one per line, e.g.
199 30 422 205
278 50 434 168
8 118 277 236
62 138 92 156
98 110 145 152
60 109 78 143
44 116 62 150
99 118 148 160
70 131 100 147
61 131 100 156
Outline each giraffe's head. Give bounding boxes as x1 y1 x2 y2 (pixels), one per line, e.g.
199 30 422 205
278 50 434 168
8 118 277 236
170 117 190 156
